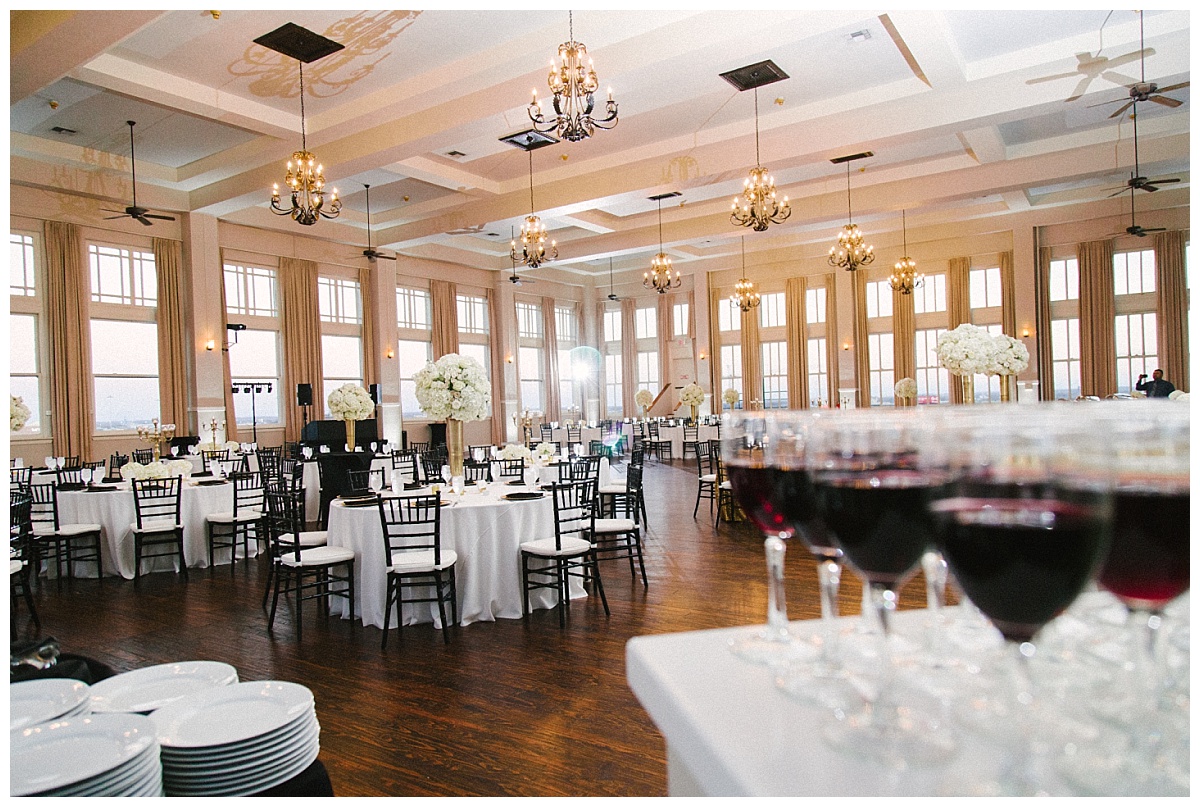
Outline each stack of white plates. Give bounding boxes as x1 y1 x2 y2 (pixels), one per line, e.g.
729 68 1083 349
10 679 91 732
151 681 320 796
89 661 238 714
10 713 162 796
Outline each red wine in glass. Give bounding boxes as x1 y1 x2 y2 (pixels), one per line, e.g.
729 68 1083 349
726 464 835 554
1097 486 1190 610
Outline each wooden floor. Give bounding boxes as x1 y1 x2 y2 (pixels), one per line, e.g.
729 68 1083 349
17 457 934 797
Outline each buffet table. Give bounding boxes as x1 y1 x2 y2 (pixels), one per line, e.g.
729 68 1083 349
325 483 588 629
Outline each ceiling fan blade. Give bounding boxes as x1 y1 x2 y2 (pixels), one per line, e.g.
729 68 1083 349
1149 95 1183 108
377 254 397 261
1099 70 1140 87
1148 178 1181 187
144 213 175 221
136 216 154 226
103 214 129 220
1154 81 1189 94
1107 100 1135 119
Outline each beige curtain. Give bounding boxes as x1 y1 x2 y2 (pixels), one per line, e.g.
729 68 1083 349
621 297 637 415
999 250 1017 337
947 256 971 403
485 288 505 445
280 257 323 443
893 285 915 399
824 273 839 406
216 256 239 441
542 297 560 421
657 293 672 394
785 276 808 408
44 221 94 461
431 279 458 360
708 286 723 409
1078 239 1116 398
851 269 871 407
687 290 696 340
741 302 761 409
153 237 189 432
1154 231 1189 392
360 266 379 390
1034 245 1054 400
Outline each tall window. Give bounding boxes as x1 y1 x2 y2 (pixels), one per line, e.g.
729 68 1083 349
456 293 491 418
759 292 785 329
970 266 1002 309
867 332 894 406
1050 318 1081 400
11 233 36 297
10 233 42 435
913 273 946 315
319 277 361 324
761 341 787 408
720 344 742 405
634 307 657 340
807 339 828 407
673 302 690 337
320 276 362 414
970 323 1003 402
225 263 281 427
89 243 159 431
718 301 741 332
915 328 949 404
398 287 433 418
604 354 622 413
556 305 580 416
864 280 893 319
516 301 545 412
1115 313 1157 395
636 351 659 395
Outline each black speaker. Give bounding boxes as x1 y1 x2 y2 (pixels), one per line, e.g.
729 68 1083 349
369 383 381 404
296 383 313 407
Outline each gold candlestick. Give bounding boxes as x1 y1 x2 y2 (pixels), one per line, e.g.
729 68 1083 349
137 418 177 463
207 418 225 447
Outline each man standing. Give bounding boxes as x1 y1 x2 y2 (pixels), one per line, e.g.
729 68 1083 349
1135 369 1176 398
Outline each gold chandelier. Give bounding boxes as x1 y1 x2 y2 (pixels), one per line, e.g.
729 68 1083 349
527 11 618 143
888 209 924 295
643 195 681 293
828 154 874 271
510 150 557 269
731 87 790 232
729 237 761 313
270 61 340 225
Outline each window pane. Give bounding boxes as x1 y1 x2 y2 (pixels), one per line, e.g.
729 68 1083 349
9 376 40 435
397 287 432 330
89 245 156 306
806 287 826 324
10 314 37 374
517 302 543 339
457 295 488 335
759 293 785 329
231 382 280 426
91 321 158 375
10 233 36 296
319 278 362 324
604 354 622 412
322 334 362 379
719 302 741 332
94 377 160 432
227 329 279 378
603 310 621 342
635 307 657 340
555 306 578 342
224 264 278 317
673 303 690 337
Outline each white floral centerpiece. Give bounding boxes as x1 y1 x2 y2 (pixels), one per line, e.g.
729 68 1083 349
935 324 996 377
634 389 654 416
894 377 917 402
1169 390 1189 402
328 383 375 421
197 440 241 453
533 442 559 464
722 387 740 409
680 383 704 407
413 354 491 422
987 333 1030 376
120 459 194 481
11 395 31 432
499 443 534 463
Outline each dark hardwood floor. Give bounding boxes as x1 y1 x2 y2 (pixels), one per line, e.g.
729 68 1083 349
16 457 934 797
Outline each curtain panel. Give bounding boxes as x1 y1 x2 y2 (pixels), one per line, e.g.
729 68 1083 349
216 254 239 441
946 256 972 403
1034 245 1054 400
892 285 915 393
851 269 871 407
621 298 638 416
1154 231 1189 392
1077 239 1116 398
359 266 379 389
280 257 323 443
741 302 761 409
430 279 459 360
824 273 839 406
153 237 190 432
542 296 560 421
707 287 723 411
657 293 672 397
44 221 94 460
485 289 505 446
785 276 808 408
1000 250 1017 337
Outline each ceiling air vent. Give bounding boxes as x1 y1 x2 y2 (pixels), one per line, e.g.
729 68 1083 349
446 150 466 158
253 22 344 63
499 129 559 151
50 126 77 135
719 60 789 92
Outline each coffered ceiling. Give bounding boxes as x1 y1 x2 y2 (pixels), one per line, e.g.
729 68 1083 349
10 9 1191 280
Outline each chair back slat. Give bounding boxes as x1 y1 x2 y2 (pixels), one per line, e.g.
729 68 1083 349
131 449 155 464
229 471 265 516
132 477 183 529
348 467 385 494
10 466 32 491
550 479 596 550
378 493 443 568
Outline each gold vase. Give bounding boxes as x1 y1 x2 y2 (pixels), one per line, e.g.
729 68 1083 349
999 374 1017 403
690 404 698 423
447 418 464 478
344 418 356 451
960 375 975 404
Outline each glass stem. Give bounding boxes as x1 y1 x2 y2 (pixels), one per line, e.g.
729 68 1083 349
1004 640 1046 796
868 583 898 708
1127 608 1168 761
764 537 789 640
921 551 948 652
816 558 841 661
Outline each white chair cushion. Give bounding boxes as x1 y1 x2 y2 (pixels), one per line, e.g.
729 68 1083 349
699 473 717 483
520 536 592 557
206 509 263 524
388 548 458 574
56 523 102 536
131 518 182 534
10 559 24 574
279 530 327 548
598 483 626 495
280 545 355 568
719 480 732 490
592 518 637 534
31 525 55 537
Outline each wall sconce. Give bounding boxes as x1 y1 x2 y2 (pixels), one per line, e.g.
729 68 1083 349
205 339 216 352
506 354 514 364
386 348 395 359
697 350 707 361
1020 326 1032 339
842 341 852 351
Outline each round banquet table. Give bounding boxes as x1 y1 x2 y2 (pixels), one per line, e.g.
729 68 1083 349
324 483 586 629
54 480 256 579
657 423 719 459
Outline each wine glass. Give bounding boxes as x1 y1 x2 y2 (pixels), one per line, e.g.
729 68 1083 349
811 409 957 765
523 464 537 487
45 457 57 471
370 441 378 454
57 456 66 469
170 445 179 457
930 405 1114 795
79 467 93 486
441 465 452 486
452 476 465 497
369 471 384 498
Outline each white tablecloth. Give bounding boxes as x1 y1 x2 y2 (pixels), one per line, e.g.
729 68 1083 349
549 427 601 447
656 424 719 459
325 483 586 629
55 481 251 579
300 455 393 522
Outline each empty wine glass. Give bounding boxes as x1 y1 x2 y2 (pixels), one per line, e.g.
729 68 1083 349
57 456 65 468
188 444 199 455
452 476 465 497
523 464 537 487
79 467 93 485
45 457 56 470
369 471 384 497
170 445 179 457
441 465 452 486
370 441 378 454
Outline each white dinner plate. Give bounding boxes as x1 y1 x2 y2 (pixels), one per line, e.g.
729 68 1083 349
9 678 90 732
89 660 238 714
50 745 161 796
163 721 319 782
150 680 314 748
160 709 315 765
10 713 157 796
165 737 319 796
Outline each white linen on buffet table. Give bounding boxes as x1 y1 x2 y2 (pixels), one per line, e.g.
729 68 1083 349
54 482 252 579
325 484 585 629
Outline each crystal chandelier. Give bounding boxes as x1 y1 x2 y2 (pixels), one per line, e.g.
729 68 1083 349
510 150 557 269
828 155 874 271
643 196 681 293
888 209 924 295
270 62 340 225
527 11 618 142
730 86 790 232
729 237 761 313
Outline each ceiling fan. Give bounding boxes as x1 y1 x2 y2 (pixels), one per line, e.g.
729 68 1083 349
1025 12 1150 102
1118 176 1166 239
507 226 536 285
1093 10 1188 120
360 184 396 263
1106 100 1181 197
605 258 622 302
102 121 176 226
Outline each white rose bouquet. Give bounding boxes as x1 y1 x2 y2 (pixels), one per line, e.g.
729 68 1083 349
634 389 654 410
120 459 194 481
679 383 705 407
988 333 1030 376
722 387 740 408
499 443 533 463
894 377 917 401
11 395 31 432
413 353 491 422
533 442 558 463
328 383 375 421
935 324 996 377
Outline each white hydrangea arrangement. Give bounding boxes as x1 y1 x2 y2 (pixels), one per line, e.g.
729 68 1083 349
988 333 1030 376
634 389 654 410
1169 390 1190 402
11 395 31 432
499 443 533 463
120 459 195 481
722 387 740 408
328 383 376 421
533 442 559 463
935 324 996 377
197 440 241 453
413 353 491 422
894 377 917 400
679 383 705 407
